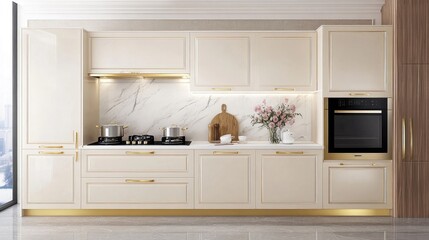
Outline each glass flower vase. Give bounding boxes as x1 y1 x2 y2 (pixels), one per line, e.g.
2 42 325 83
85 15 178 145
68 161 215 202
268 127 281 144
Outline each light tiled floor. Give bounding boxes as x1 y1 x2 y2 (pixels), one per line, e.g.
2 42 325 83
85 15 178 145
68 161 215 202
1 205 429 240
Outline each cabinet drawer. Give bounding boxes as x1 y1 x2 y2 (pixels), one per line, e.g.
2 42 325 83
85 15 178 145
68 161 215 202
82 178 193 209
323 160 392 209
82 150 193 177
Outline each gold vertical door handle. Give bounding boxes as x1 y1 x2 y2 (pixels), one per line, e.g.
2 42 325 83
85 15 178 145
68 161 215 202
75 131 79 149
402 118 406 161
409 117 413 161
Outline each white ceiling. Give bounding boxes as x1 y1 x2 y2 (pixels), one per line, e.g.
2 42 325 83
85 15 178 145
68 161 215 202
14 0 385 23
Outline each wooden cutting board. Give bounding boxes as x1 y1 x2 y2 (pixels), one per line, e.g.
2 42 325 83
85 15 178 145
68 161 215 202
209 104 238 142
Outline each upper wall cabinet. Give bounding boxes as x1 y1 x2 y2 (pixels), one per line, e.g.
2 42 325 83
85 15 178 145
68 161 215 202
318 26 393 97
254 32 317 91
190 32 253 91
190 32 316 92
22 28 83 149
89 32 189 74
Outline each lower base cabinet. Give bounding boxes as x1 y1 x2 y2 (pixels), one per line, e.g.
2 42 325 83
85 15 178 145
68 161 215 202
323 160 392 209
195 150 255 209
256 150 323 209
21 150 80 209
82 178 194 209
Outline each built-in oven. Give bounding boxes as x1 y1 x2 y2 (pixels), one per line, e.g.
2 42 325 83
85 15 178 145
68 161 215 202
324 98 392 160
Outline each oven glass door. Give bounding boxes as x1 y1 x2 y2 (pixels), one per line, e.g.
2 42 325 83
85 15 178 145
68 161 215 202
329 110 387 153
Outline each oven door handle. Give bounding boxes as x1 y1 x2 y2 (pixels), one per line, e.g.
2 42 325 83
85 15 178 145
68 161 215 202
334 110 383 114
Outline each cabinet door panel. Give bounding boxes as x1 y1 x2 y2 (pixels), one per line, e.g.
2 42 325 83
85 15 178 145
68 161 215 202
22 29 81 148
195 150 255 209
323 160 392 209
22 150 80 209
397 0 429 64
191 33 252 91
320 26 393 97
90 32 189 73
255 33 316 91
329 32 386 92
256 150 322 209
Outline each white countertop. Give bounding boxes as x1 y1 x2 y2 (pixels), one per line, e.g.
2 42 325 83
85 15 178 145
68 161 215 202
82 141 323 150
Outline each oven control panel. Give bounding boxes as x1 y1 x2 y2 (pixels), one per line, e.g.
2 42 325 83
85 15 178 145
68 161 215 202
330 98 387 110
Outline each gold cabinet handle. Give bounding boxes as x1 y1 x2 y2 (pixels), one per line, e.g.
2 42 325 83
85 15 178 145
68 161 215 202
39 145 64 149
211 88 232 91
75 131 79 149
38 151 64 155
334 110 382 114
339 163 376 166
75 151 79 162
274 88 295 91
125 179 155 183
275 151 304 155
402 117 406 160
213 151 239 155
409 117 413 161
125 151 155 155
349 93 370 96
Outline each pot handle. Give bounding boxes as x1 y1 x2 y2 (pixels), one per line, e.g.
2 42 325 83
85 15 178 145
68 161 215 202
124 125 128 129
181 127 188 131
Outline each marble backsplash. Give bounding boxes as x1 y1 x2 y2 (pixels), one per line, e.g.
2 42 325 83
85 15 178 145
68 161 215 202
99 79 314 142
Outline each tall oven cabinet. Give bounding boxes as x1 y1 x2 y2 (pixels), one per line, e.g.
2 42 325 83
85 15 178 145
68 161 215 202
21 28 90 209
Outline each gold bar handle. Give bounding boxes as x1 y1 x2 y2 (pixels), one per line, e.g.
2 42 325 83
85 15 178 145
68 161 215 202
38 151 64 155
211 88 232 91
39 145 64 149
213 151 239 155
334 110 382 114
275 151 304 155
75 151 79 162
340 163 376 166
125 179 155 183
349 93 370 96
402 118 406 160
409 117 413 161
274 88 295 91
126 151 155 155
75 131 79 149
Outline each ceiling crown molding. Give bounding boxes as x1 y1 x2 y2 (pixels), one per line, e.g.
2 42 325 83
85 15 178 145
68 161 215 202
15 0 384 23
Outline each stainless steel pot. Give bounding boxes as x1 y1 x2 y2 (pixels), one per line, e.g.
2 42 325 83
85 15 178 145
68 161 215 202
161 125 188 137
96 124 128 137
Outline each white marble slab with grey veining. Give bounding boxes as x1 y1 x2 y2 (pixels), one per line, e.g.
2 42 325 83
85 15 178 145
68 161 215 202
99 79 314 141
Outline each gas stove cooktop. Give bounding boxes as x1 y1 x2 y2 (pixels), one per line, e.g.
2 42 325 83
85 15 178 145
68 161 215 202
89 136 191 146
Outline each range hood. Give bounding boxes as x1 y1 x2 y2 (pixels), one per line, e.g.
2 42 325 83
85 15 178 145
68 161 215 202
89 73 189 79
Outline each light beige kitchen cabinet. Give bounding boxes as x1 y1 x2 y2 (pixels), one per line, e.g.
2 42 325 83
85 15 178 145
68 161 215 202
195 150 255 209
190 32 253 91
89 32 189 74
21 28 83 149
81 149 193 178
254 32 317 91
318 25 393 97
256 150 322 209
21 150 80 209
323 160 392 209
82 178 193 209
